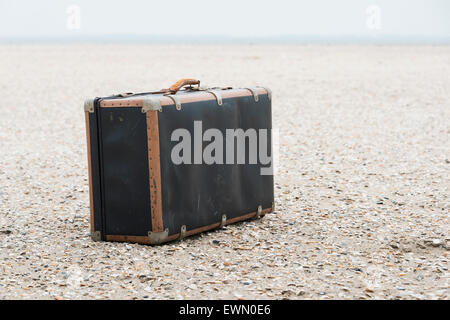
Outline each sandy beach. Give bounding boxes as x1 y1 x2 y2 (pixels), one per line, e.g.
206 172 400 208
0 44 448 299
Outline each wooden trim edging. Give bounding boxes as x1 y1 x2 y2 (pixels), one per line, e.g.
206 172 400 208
146 110 164 232
104 207 273 245
99 88 269 108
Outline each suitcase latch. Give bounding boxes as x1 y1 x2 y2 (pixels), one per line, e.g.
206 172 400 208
166 94 182 110
245 88 259 102
205 90 223 106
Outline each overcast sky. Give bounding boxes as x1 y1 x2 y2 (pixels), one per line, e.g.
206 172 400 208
0 0 449 42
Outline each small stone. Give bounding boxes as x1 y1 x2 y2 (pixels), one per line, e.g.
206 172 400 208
431 239 441 247
233 292 243 299
390 243 399 249
281 290 293 295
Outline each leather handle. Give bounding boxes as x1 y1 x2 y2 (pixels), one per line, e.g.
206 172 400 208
168 78 200 93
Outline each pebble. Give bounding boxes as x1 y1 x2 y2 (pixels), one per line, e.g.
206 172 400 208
431 239 441 247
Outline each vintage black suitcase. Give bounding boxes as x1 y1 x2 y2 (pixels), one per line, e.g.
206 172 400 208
84 79 274 244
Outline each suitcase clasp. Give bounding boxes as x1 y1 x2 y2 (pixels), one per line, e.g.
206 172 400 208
166 94 182 110
244 88 259 102
205 90 223 106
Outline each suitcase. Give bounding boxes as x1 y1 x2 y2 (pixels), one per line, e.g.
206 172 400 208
84 79 274 244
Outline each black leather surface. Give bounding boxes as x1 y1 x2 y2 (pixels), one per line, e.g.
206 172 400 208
98 107 152 236
158 94 274 236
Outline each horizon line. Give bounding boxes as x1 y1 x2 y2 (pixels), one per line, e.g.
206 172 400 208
1 34 449 45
